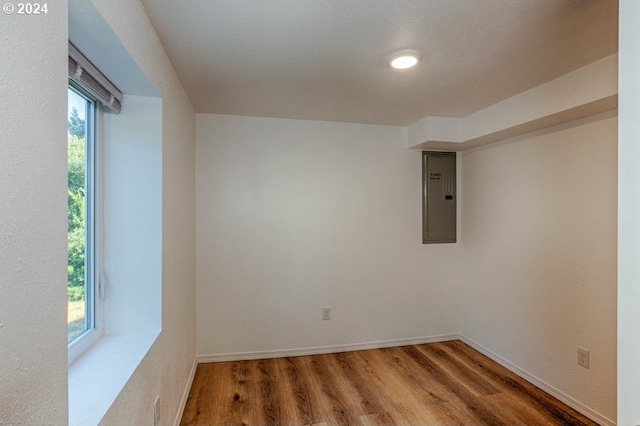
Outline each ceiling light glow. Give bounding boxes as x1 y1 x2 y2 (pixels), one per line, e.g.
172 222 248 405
389 50 421 70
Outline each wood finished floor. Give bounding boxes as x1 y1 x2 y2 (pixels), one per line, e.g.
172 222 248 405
181 340 597 426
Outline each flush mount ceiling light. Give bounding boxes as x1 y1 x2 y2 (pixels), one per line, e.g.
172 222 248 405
389 49 422 70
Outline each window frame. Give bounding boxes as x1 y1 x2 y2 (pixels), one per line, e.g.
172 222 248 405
68 83 103 363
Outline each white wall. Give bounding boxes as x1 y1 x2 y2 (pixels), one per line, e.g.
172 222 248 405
459 116 617 423
618 1 640 425
196 114 461 357
0 5 69 426
103 95 162 335
81 1 197 425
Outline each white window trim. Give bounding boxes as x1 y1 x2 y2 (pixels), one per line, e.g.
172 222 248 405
68 332 160 426
67 94 104 365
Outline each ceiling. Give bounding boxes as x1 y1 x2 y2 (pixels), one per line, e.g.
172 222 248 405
140 0 618 126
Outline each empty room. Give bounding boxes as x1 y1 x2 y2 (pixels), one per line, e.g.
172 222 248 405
3 0 640 425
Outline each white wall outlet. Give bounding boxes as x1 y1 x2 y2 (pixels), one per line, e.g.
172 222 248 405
577 347 590 369
322 307 331 320
153 395 160 426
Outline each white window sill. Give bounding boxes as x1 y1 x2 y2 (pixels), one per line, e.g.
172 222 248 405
68 331 160 426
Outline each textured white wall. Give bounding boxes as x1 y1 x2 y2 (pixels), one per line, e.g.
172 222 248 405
618 1 640 425
196 114 461 357
87 1 197 425
459 116 617 423
0 5 69 426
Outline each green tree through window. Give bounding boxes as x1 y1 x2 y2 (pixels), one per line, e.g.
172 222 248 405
67 89 92 343
67 110 86 294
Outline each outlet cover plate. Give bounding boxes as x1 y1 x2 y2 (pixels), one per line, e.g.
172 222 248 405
322 307 331 320
577 347 589 369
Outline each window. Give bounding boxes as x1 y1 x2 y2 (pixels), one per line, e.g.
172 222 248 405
67 86 97 345
67 43 122 361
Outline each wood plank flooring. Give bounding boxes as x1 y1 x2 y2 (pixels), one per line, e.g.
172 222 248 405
181 340 597 426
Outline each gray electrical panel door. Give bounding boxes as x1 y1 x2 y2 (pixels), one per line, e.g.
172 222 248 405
423 151 456 244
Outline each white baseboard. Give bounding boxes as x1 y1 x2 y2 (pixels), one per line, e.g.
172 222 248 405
459 336 616 426
173 357 198 426
196 333 459 363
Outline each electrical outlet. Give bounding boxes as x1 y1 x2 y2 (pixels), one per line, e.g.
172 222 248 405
153 396 160 426
322 307 331 320
577 347 589 369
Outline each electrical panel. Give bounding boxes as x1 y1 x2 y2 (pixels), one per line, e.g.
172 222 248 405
422 151 456 244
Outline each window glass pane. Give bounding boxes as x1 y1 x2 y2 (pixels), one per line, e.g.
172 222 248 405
67 87 93 344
